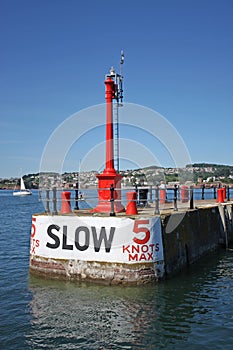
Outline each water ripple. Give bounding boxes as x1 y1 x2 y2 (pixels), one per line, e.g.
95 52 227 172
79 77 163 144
1 191 233 349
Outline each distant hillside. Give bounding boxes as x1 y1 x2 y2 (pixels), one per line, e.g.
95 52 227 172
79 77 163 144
191 163 233 169
1 163 233 189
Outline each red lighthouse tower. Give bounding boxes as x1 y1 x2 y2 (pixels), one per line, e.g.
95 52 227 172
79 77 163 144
93 54 125 213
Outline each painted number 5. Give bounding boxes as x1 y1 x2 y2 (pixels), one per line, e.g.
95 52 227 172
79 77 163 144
31 217 36 238
133 219 150 245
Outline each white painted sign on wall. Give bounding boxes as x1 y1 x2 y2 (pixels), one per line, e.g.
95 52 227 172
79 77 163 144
30 215 164 265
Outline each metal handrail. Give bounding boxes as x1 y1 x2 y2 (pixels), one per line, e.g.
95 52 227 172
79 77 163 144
39 185 233 214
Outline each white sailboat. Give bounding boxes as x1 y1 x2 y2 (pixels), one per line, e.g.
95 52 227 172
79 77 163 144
13 177 32 196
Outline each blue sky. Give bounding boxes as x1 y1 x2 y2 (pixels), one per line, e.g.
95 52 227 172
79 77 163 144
0 0 232 178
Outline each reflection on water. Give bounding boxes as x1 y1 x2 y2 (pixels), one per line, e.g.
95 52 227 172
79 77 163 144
28 278 160 349
27 251 233 350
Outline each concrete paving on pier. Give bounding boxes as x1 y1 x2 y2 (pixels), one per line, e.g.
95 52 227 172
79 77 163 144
68 198 233 218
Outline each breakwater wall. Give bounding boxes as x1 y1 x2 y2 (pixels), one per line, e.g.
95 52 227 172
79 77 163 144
29 202 233 284
162 203 233 278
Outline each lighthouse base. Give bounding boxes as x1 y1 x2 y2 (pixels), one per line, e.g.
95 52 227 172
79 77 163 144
93 172 125 213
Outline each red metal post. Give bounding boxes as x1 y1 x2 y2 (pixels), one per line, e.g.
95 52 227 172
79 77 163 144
126 191 138 215
60 191 72 213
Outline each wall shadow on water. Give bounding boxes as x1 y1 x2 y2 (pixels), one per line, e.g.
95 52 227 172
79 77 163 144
26 249 233 350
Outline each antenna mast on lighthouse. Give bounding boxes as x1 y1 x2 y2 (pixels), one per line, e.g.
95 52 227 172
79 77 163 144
112 50 124 171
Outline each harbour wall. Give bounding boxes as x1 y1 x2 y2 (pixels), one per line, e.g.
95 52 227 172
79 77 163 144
29 202 233 284
162 203 233 278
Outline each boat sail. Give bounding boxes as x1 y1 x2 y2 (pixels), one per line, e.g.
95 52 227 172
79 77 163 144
13 177 32 196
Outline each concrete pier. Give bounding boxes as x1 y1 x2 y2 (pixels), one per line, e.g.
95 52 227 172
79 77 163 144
29 198 233 284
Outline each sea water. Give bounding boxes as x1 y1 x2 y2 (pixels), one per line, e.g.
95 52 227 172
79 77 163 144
0 190 233 349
